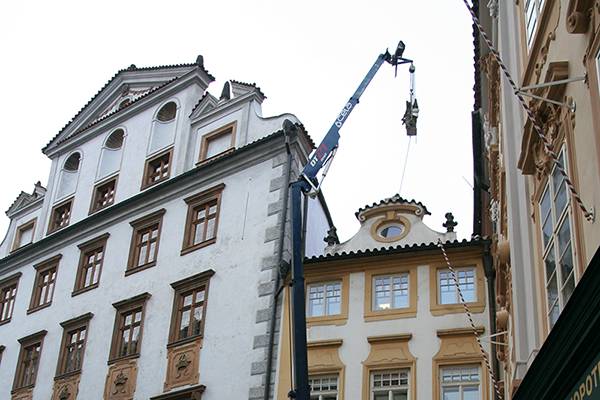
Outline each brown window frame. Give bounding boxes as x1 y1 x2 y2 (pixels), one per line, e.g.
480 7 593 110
197 122 236 164
11 218 37 252
168 269 215 346
13 330 47 392
89 176 118 214
109 292 151 364
126 209 165 276
73 233 110 296
0 345 5 366
56 312 93 378
181 184 225 255
47 197 74 234
0 272 22 325
28 255 61 314
141 147 173 190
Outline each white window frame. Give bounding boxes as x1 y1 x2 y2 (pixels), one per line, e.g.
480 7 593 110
372 273 409 311
524 0 546 48
438 267 477 305
370 369 410 400
440 365 481 400
539 147 577 328
309 374 339 400
307 281 342 317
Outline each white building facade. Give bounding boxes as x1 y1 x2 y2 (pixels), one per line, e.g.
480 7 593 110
0 57 332 400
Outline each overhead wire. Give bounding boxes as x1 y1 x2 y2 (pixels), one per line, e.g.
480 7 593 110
398 135 413 195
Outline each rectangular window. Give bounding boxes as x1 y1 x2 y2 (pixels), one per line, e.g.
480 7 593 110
169 270 214 345
13 330 46 391
142 148 173 189
439 267 476 305
12 219 36 252
0 272 21 325
371 369 410 400
182 184 225 254
127 209 165 275
198 122 236 162
309 374 339 400
540 148 576 328
28 255 61 314
440 365 481 400
90 176 117 213
56 313 92 377
73 234 109 295
373 273 409 310
109 293 150 362
307 281 341 317
524 0 545 48
48 198 73 234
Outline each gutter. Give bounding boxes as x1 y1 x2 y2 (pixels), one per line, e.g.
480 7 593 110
263 124 293 400
483 241 501 399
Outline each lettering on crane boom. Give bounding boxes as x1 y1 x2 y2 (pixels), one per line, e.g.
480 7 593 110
309 143 330 167
335 102 353 128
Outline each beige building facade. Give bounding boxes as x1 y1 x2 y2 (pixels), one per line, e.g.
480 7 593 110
474 0 600 398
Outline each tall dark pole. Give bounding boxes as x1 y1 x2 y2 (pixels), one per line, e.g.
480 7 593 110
289 180 310 400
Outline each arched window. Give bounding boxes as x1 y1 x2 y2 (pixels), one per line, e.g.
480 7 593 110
119 98 131 109
148 100 178 155
98 129 125 179
157 102 177 122
56 152 82 199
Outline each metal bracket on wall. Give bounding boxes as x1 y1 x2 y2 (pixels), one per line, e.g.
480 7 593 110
516 75 587 112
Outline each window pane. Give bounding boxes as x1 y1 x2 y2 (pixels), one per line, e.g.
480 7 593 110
549 302 560 328
206 132 232 159
393 392 408 400
560 243 574 285
442 387 459 400
557 218 571 255
463 386 480 400
206 217 216 240
546 275 558 307
562 274 575 304
374 394 389 400
544 245 556 281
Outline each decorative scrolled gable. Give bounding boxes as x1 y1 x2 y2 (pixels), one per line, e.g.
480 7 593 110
566 0 594 33
518 61 570 180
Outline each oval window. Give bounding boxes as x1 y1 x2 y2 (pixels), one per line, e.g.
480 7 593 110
119 98 131 109
156 101 177 122
378 223 405 240
105 129 125 150
64 152 81 171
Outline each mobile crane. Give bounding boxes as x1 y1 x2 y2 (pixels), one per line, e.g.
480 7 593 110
286 41 418 400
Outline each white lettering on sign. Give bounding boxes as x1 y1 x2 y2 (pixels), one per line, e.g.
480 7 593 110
335 102 353 128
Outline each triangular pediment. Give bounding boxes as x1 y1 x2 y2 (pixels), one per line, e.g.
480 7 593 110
6 183 46 217
189 93 219 119
43 59 215 155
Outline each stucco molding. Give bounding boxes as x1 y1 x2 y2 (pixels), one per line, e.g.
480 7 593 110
103 359 138 400
163 338 202 392
51 373 80 400
566 0 594 33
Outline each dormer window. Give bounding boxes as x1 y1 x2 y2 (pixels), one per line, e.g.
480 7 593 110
56 152 82 200
12 219 36 252
90 177 117 214
118 98 131 109
198 122 236 163
378 224 405 240
148 101 178 155
98 129 125 180
48 198 73 234
371 217 410 243
142 148 173 189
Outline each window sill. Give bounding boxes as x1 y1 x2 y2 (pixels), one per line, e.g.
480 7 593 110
364 308 417 322
107 353 140 365
306 314 348 326
141 177 169 191
180 238 217 256
11 384 35 394
89 203 114 216
54 370 81 381
47 225 69 236
72 283 99 297
27 302 52 315
125 261 157 277
167 335 204 349
430 301 485 316
0 318 12 326
196 148 235 166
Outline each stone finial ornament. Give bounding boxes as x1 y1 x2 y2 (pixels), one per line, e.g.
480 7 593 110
443 212 458 232
196 55 204 67
127 64 137 71
220 81 231 101
324 227 340 246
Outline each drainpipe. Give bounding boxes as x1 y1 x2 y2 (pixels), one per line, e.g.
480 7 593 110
263 124 293 400
483 241 500 399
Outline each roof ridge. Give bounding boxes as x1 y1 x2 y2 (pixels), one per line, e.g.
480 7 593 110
355 194 430 217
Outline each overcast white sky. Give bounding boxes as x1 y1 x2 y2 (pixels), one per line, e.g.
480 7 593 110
0 0 476 243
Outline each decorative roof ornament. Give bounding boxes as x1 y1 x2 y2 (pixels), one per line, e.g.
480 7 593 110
220 81 231 101
355 194 430 221
443 212 458 232
196 54 204 67
323 227 340 246
127 64 137 71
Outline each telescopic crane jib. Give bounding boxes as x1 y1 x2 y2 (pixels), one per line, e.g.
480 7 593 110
285 41 418 400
